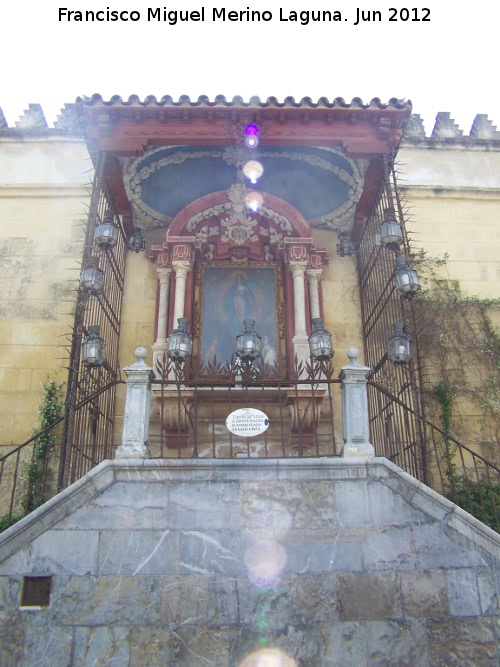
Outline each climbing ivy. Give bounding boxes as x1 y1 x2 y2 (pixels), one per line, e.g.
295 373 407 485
0 377 64 532
412 250 500 464
22 377 64 513
412 251 500 529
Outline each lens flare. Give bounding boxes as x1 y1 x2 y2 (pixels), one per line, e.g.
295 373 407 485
245 539 287 587
245 123 259 136
245 135 259 148
239 648 297 667
245 191 264 212
243 160 264 184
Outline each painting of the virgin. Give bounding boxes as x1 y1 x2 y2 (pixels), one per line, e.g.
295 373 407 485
200 267 277 366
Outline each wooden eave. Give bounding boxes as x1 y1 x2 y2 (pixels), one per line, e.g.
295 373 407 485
76 95 411 158
76 96 411 235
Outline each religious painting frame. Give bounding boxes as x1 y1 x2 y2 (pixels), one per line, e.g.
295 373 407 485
192 262 286 374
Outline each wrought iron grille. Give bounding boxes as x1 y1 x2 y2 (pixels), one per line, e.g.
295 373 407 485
149 354 339 459
356 155 428 483
58 153 127 490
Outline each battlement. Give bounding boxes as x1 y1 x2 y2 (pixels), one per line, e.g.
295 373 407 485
403 112 500 144
0 103 81 135
1 102 499 147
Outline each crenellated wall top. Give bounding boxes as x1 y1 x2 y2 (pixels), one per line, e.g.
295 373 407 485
403 112 500 145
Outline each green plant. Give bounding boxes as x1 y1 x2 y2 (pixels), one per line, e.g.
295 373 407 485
446 474 500 531
0 514 24 532
413 253 500 465
21 377 64 514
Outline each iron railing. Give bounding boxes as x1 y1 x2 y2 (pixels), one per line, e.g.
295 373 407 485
58 152 127 491
369 380 500 532
2 371 500 534
149 356 340 459
0 381 123 527
356 154 428 483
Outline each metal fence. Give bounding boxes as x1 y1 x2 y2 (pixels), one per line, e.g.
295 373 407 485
58 153 127 491
0 381 123 528
368 380 500 532
149 355 340 459
356 154 428 483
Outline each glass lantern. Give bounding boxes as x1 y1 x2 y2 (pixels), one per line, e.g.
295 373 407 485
95 210 119 248
394 255 421 297
79 257 104 294
82 325 106 366
387 322 412 364
336 235 356 257
126 229 146 253
308 318 334 362
167 318 193 363
380 208 403 247
236 319 261 363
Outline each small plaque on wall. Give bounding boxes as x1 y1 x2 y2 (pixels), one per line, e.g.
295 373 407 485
226 408 269 437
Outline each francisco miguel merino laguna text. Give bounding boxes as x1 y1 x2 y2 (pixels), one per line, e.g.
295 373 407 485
59 6 347 25
58 6 432 25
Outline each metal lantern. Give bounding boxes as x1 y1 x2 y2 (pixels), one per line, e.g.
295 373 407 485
167 318 193 363
79 256 104 294
380 208 403 247
236 319 261 363
336 235 356 257
95 210 119 248
308 317 334 362
82 325 106 366
387 322 412 364
126 229 146 253
394 255 421 297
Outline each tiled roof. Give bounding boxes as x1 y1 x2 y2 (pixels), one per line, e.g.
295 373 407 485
76 94 411 111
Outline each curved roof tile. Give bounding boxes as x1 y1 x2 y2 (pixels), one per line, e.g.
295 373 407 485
77 93 411 111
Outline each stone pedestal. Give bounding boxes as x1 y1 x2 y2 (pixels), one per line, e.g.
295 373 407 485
116 347 154 459
339 347 375 459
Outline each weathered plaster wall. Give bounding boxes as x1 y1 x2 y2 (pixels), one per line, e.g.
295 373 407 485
399 142 500 300
0 457 499 666
0 135 91 449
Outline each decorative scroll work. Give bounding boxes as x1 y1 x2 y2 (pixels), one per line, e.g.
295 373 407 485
123 144 367 231
185 184 293 248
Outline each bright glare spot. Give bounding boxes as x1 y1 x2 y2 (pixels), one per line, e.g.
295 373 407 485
245 135 259 148
245 123 260 136
243 160 264 183
245 191 264 212
245 540 287 587
238 648 297 667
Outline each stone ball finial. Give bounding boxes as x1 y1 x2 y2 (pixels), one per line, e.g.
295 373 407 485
135 346 148 361
346 347 360 362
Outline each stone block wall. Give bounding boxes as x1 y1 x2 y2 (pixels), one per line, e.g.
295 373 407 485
0 457 499 666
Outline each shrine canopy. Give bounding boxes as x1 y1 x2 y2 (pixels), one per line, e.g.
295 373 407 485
76 94 411 240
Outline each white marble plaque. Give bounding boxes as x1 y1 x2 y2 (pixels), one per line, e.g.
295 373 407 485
226 408 269 437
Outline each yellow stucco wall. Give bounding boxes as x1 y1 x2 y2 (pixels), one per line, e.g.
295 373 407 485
0 136 91 450
1 132 500 456
399 144 500 301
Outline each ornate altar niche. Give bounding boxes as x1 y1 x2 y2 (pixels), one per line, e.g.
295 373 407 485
149 184 332 455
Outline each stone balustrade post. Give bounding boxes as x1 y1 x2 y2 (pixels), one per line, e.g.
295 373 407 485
339 347 375 459
116 347 154 459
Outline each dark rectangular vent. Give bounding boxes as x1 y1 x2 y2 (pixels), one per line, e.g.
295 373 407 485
20 575 52 607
